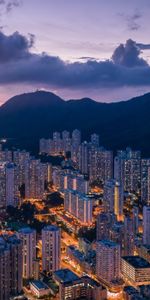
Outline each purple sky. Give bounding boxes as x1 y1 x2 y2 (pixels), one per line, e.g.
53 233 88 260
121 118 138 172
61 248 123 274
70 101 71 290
0 0 150 103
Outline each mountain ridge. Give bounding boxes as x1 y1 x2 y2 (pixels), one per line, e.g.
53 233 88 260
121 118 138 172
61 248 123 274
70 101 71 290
0 90 150 156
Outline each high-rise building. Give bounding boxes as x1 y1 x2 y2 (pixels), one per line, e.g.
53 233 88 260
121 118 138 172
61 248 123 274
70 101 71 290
121 256 150 286
42 162 52 184
25 158 45 199
39 138 54 155
96 149 113 184
143 206 150 245
141 159 150 205
91 133 99 148
79 141 89 175
96 240 121 286
71 129 81 163
53 132 62 154
52 166 62 190
33 258 40 280
42 225 61 273
60 170 89 194
78 195 93 225
109 221 124 252
64 190 93 225
39 138 49 154
88 144 98 182
6 162 18 207
132 206 139 235
53 269 107 300
0 162 18 208
62 130 71 154
0 149 12 162
104 179 124 221
96 212 116 241
0 234 22 300
13 149 30 187
114 148 141 193
18 227 36 279
124 216 135 256
0 162 9 208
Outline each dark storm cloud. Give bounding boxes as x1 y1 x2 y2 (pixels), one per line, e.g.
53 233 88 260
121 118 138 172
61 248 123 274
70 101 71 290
112 39 148 67
0 32 150 89
136 43 150 50
0 31 34 61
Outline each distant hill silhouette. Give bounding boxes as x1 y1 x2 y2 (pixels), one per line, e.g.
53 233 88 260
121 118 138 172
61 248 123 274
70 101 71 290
0 90 150 156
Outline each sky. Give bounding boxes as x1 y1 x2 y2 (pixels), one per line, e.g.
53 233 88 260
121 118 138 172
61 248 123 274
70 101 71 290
0 0 150 103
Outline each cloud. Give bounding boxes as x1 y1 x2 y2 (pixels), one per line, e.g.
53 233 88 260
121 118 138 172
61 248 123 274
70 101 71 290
136 43 150 50
0 0 21 14
127 13 141 31
6 0 21 13
0 31 34 62
119 12 142 31
78 56 98 61
0 32 150 91
112 39 148 67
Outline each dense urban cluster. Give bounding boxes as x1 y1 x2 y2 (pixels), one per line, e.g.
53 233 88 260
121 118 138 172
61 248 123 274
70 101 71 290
1 130 150 299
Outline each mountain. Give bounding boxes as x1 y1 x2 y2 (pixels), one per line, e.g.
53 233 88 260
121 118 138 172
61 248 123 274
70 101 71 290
0 90 150 156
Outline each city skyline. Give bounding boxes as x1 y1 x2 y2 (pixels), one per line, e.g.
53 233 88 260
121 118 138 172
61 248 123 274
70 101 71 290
1 2 150 300
0 0 150 103
1 129 150 299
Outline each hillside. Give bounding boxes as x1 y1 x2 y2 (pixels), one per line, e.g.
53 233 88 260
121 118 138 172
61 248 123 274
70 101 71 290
0 91 150 156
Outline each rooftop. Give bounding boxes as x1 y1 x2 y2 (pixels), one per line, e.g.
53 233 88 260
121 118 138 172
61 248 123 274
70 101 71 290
122 256 150 268
97 239 119 247
42 225 59 232
54 269 80 284
18 227 35 234
124 286 139 295
30 280 49 290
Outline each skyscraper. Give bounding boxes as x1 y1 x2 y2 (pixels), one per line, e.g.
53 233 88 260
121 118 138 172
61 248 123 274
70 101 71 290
79 141 89 175
62 130 71 154
78 194 93 225
96 212 116 241
53 132 62 154
141 159 150 205
0 234 22 300
42 225 61 273
0 162 8 208
71 129 81 163
0 162 18 209
114 148 141 193
25 158 45 199
64 190 93 225
132 206 139 235
96 149 113 184
124 216 135 256
18 227 36 279
143 206 150 245
104 179 124 221
91 133 99 148
96 240 121 285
